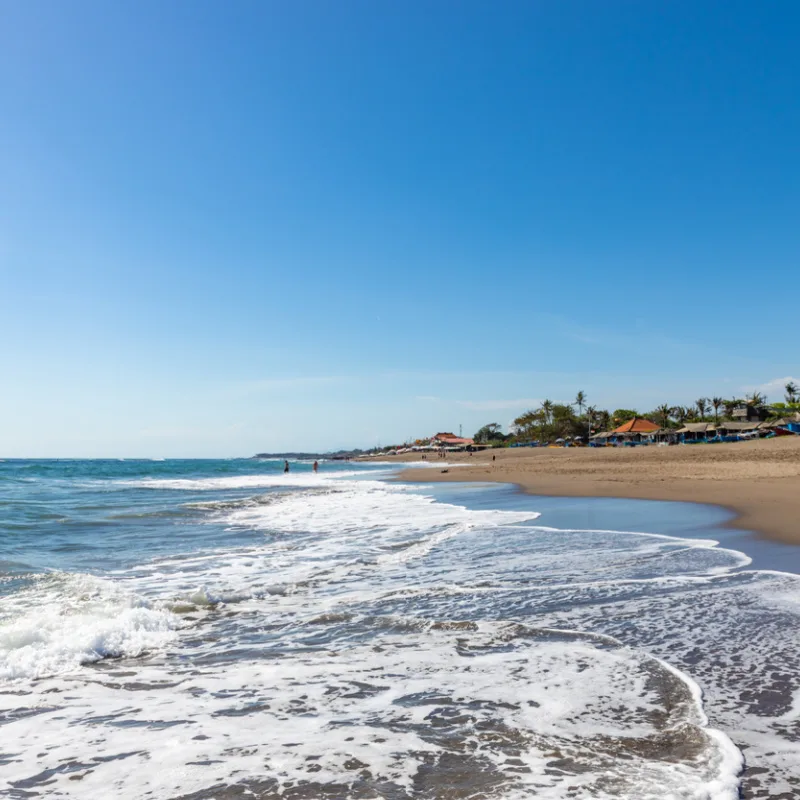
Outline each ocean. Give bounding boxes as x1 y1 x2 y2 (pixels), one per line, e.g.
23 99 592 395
1 458 799 799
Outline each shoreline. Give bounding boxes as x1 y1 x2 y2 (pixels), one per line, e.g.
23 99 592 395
378 437 800 544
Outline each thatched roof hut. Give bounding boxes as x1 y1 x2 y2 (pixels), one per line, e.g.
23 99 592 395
716 421 761 432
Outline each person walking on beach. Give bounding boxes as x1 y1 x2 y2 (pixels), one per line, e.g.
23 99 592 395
313 460 318 473
283 460 290 474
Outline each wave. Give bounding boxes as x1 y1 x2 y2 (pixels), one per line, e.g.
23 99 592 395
115 471 367 491
5 462 800 796
0 616 743 800
0 573 183 681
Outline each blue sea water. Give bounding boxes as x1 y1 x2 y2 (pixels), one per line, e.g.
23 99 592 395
1 458 358 578
1 458 799 799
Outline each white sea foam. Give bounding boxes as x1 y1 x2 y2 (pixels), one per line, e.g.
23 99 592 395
222 478 539 535
99 480 545 629
0 574 182 681
114 462 461 492
119 470 372 491
1 622 741 800
6 469 800 797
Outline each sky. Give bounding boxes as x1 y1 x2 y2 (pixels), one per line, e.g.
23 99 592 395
1 0 798 456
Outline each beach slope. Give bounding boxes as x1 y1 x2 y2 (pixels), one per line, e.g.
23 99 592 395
388 438 800 544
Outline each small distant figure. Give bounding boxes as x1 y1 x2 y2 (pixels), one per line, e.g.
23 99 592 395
313 460 319 473
492 455 496 462
283 460 290 474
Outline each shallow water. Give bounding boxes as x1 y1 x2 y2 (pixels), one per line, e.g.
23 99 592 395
1 459 799 798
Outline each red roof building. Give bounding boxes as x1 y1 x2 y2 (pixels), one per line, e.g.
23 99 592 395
431 432 474 445
612 417 660 434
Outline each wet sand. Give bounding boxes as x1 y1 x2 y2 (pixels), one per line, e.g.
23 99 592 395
379 437 800 545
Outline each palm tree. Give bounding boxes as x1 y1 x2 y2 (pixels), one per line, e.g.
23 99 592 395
656 404 674 429
711 397 723 423
746 391 766 407
574 390 586 417
673 406 689 424
599 409 611 430
695 397 709 421
540 399 554 425
723 399 738 419
785 381 798 404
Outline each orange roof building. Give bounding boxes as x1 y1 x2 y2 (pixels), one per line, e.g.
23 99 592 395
431 432 474 445
612 417 660 434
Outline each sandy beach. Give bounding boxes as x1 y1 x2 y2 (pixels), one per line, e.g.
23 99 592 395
382 437 800 544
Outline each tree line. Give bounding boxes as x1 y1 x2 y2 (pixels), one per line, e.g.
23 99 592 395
476 382 800 444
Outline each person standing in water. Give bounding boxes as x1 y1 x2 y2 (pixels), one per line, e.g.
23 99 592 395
283 460 290 474
313 460 319 473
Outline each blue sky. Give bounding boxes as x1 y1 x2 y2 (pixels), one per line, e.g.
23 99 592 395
1 1 798 456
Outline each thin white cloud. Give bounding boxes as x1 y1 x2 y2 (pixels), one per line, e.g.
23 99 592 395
415 395 441 402
457 398 541 411
740 376 800 398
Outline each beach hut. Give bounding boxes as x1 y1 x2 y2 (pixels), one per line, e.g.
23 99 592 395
612 417 660 434
611 417 660 444
675 422 714 443
760 417 800 436
712 421 762 440
430 432 475 451
644 427 678 444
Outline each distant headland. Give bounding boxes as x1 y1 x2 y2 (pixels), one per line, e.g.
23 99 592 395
252 449 367 461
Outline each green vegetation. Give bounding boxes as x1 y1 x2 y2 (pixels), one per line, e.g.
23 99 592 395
473 423 511 445
772 401 800 411
511 390 598 442
500 389 796 445
362 386 799 455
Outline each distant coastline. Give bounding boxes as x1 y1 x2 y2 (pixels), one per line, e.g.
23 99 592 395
252 450 364 461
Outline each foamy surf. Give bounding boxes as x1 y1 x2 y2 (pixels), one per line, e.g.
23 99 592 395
1 619 743 800
2 458 799 797
117 470 371 491
0 573 182 681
